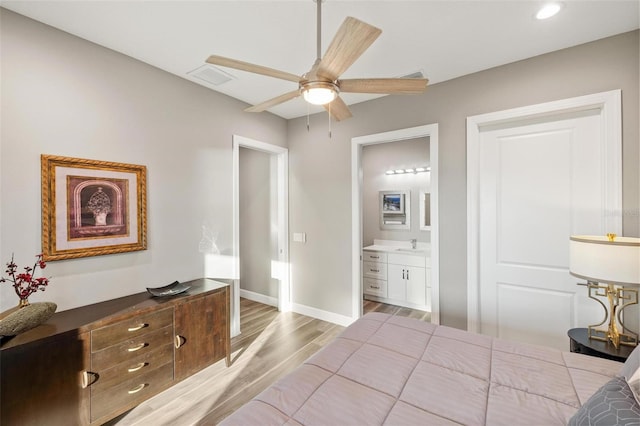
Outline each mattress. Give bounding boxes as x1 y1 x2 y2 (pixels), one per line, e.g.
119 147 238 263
221 312 625 425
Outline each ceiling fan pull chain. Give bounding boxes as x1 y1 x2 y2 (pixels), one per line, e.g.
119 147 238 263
307 104 310 132
328 103 332 139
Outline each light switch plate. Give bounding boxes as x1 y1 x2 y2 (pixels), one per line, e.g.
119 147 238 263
293 232 306 243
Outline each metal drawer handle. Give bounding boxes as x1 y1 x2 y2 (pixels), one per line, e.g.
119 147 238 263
128 383 146 394
128 323 147 332
127 343 146 352
81 371 93 388
370 255 380 259
371 286 380 289
371 269 380 272
128 362 147 373
175 335 184 349
81 371 98 388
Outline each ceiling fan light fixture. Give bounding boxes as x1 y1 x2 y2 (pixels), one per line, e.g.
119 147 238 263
301 81 338 105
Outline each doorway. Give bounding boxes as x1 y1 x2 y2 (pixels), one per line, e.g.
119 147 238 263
351 124 440 324
466 90 622 350
232 135 289 337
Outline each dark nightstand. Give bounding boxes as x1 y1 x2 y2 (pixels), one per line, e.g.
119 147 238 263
568 328 635 362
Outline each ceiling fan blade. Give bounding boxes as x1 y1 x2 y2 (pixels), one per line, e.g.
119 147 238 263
317 17 382 81
339 78 429 94
324 96 352 121
244 90 301 113
206 55 300 83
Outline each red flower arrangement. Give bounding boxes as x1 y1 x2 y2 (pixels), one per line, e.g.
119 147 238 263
0 254 50 305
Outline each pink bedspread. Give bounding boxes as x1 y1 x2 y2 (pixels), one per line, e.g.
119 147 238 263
221 312 622 425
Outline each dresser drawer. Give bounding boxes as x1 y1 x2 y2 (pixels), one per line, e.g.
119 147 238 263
92 325 173 371
363 261 387 279
363 277 387 297
363 251 387 263
92 343 174 394
91 361 173 422
92 308 173 351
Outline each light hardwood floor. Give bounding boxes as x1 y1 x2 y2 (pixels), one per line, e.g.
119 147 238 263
107 298 429 425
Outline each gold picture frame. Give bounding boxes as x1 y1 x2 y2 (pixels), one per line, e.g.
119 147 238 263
41 155 147 261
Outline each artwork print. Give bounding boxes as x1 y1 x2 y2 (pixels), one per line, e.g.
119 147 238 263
383 194 402 212
67 176 129 240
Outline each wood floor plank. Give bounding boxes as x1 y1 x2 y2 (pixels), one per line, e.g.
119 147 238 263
107 299 428 425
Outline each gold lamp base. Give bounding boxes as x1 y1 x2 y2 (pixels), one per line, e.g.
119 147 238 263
586 281 638 349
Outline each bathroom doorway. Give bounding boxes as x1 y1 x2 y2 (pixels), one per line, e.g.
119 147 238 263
351 124 440 324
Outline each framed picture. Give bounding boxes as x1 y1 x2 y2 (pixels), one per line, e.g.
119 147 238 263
381 191 405 214
41 155 147 261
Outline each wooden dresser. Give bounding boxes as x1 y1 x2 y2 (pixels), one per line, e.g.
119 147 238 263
0 278 230 426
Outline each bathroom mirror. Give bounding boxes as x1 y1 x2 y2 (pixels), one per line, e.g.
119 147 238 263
420 191 431 230
380 190 410 230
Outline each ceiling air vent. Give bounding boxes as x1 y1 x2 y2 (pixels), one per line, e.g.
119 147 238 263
188 65 236 86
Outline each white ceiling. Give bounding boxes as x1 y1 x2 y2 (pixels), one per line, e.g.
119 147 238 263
2 1 638 120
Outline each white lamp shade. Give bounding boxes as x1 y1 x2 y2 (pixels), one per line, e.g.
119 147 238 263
569 235 640 285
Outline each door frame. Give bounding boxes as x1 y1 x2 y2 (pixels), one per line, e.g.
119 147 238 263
466 90 622 333
351 124 440 324
232 135 290 337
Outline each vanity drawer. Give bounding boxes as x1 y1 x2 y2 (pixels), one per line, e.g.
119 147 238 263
363 251 387 263
91 325 173 371
363 261 387 279
364 278 387 297
91 308 173 351
91 360 173 422
91 342 174 394
387 253 426 268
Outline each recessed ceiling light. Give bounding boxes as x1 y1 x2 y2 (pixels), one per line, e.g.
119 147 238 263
536 3 562 20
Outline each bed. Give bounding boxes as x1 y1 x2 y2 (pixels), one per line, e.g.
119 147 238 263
221 312 640 425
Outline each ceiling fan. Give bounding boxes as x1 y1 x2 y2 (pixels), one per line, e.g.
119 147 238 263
205 0 428 121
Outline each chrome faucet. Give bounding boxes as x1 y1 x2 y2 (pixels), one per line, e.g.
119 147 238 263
410 239 417 249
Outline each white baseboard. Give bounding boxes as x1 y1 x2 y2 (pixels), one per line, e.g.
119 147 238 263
239 289 356 327
292 303 356 327
239 289 278 307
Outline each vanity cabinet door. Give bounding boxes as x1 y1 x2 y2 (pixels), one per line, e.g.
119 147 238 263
406 266 426 306
387 264 407 301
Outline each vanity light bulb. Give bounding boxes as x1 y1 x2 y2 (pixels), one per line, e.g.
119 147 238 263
394 169 405 174
415 167 426 172
405 168 415 173
385 170 395 175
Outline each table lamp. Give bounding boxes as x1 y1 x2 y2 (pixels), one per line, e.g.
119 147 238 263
569 234 640 349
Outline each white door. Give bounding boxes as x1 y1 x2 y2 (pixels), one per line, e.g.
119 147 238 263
477 109 617 350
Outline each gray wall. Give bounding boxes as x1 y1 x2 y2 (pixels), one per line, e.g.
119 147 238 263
287 30 640 329
362 137 430 246
0 9 287 311
239 147 277 298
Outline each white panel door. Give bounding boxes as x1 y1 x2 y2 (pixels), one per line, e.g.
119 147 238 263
479 110 609 350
